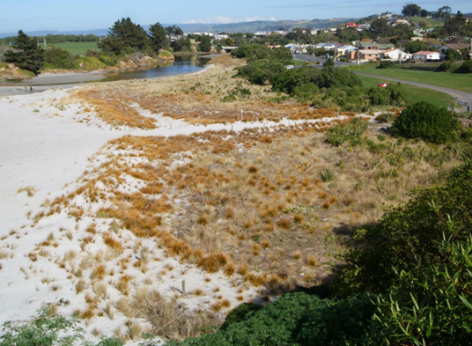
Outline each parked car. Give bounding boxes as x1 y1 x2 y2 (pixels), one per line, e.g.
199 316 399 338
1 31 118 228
378 83 388 88
285 65 294 70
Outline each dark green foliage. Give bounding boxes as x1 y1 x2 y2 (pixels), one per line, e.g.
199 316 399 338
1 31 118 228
325 118 369 147
98 17 149 55
377 112 394 123
391 102 460 143
324 58 335 68
386 83 411 107
368 86 390 105
236 60 285 85
148 22 169 52
4 30 44 75
170 292 374 346
198 35 212 52
231 44 273 61
402 3 421 16
373 235 472 345
437 60 452 72
43 47 77 69
220 303 262 330
0 308 82 346
377 60 394 69
292 83 320 101
403 41 427 54
272 47 293 63
458 60 472 74
335 163 472 296
172 37 192 52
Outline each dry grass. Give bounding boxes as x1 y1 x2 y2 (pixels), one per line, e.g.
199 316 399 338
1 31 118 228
135 290 221 340
17 186 37 197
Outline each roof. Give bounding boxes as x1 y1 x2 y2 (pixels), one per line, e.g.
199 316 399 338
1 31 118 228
382 48 399 53
414 51 439 55
359 49 381 55
445 44 470 50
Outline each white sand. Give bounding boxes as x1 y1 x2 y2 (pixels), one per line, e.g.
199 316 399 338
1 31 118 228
0 85 347 344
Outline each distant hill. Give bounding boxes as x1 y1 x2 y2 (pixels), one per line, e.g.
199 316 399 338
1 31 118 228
0 18 357 38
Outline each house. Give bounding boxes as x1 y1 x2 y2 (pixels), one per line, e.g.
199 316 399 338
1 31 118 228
346 22 357 28
334 45 357 57
359 49 382 61
380 48 411 61
413 51 441 60
254 31 268 38
215 34 229 40
440 44 471 58
314 42 342 50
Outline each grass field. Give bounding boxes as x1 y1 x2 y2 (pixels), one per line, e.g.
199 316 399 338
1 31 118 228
358 75 454 107
47 42 99 55
358 67 472 93
409 16 444 28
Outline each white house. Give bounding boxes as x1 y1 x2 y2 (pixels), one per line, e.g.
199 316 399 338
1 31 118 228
381 48 411 61
413 51 441 60
215 34 229 40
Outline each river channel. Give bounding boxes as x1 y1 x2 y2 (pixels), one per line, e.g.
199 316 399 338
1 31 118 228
0 55 212 88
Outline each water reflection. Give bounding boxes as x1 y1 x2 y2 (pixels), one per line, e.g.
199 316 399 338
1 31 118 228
102 56 211 82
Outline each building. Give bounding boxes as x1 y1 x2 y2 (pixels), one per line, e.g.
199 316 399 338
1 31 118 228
380 48 411 61
440 43 471 58
413 51 441 60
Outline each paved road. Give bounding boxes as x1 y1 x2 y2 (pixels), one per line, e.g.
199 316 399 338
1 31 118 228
355 72 472 107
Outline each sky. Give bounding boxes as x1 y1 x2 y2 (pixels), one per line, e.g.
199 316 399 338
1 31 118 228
0 0 471 33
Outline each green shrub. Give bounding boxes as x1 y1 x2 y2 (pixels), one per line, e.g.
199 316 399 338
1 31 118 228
386 83 411 106
325 118 369 147
220 303 262 331
170 292 374 346
437 60 451 72
0 308 83 346
44 47 77 69
368 86 390 105
318 168 335 182
391 102 460 144
377 61 394 69
335 162 472 296
377 112 394 123
457 60 472 74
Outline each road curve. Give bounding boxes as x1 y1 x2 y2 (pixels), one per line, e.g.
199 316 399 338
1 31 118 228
355 72 472 107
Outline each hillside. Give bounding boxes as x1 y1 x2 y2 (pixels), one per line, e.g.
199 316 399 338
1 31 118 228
0 18 357 38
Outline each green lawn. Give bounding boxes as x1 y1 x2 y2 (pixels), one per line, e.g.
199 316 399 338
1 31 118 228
409 16 444 28
358 68 472 93
358 75 454 108
47 42 99 55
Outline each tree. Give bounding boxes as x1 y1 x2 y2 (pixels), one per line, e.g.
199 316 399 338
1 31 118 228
403 40 427 53
165 25 183 40
98 18 149 55
443 11 468 36
4 30 44 75
370 18 390 36
437 6 452 19
402 3 421 17
391 102 459 143
148 22 168 52
420 9 429 17
198 35 212 52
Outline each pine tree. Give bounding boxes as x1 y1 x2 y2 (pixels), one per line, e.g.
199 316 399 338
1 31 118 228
148 22 169 52
98 18 149 55
4 30 44 75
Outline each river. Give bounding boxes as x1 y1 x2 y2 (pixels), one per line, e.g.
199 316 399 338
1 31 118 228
0 55 212 92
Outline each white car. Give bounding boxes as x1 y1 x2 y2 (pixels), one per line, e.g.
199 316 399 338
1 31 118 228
285 65 294 70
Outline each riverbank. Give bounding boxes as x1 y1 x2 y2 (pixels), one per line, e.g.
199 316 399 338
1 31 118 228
0 60 214 97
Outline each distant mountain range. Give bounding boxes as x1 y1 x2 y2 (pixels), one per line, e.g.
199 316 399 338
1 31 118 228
0 18 357 38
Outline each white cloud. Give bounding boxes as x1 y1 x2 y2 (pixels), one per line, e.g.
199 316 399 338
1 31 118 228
181 16 275 24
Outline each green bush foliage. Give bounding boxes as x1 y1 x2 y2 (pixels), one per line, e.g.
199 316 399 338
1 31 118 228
336 162 472 296
43 47 77 69
170 292 374 346
220 303 262 330
0 308 83 346
325 118 369 147
391 102 460 143
437 60 452 72
458 60 472 74
4 30 44 75
377 61 395 69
